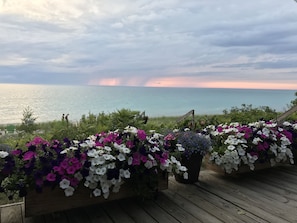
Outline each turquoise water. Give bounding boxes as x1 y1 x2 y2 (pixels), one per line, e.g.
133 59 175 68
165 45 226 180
0 84 296 124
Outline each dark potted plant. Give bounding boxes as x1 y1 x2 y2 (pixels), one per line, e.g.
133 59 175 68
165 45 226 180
164 129 212 183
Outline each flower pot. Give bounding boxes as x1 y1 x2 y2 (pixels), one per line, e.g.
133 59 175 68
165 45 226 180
175 153 203 184
25 172 168 217
204 154 290 175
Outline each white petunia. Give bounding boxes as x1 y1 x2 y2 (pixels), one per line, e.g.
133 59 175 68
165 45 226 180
59 179 70 189
92 156 105 165
74 172 83 181
87 149 97 157
93 188 101 197
124 126 138 134
227 145 235 151
123 169 131 178
64 186 75 197
95 167 107 175
176 144 185 152
0 151 9 158
101 184 110 194
128 157 133 165
104 146 112 152
107 163 116 169
144 160 153 169
117 153 126 161
112 185 121 193
179 166 188 172
103 192 110 199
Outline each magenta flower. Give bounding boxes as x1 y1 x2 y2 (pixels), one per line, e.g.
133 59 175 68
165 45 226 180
141 155 147 163
53 166 64 175
73 162 82 171
137 130 146 140
66 166 76 175
69 157 79 165
126 140 134 148
132 153 141 165
46 173 56 182
61 160 69 169
70 177 79 187
23 151 36 161
11 149 22 156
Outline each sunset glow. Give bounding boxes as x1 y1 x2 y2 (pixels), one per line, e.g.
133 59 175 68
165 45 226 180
87 76 297 90
144 77 297 90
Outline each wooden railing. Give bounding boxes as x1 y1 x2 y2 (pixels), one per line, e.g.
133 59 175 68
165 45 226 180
276 105 297 124
176 109 195 130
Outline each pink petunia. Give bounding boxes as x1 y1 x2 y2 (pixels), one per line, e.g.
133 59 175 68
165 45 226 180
66 166 76 175
60 159 69 169
11 149 22 156
70 177 79 187
141 155 147 163
73 162 82 171
217 126 223 133
69 157 79 165
137 130 146 140
53 166 64 175
132 153 141 166
23 151 36 161
46 173 56 182
126 140 135 148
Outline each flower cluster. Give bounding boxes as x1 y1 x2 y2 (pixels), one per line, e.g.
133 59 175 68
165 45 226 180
204 121 294 174
282 121 297 149
164 128 212 159
0 127 187 199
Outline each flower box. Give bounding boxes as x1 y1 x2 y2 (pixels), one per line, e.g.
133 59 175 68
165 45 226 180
204 154 289 175
203 121 295 175
25 171 168 217
1 126 189 218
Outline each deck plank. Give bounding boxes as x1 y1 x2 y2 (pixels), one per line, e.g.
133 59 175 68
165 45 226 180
198 170 292 223
1 165 297 223
154 192 202 223
118 198 158 223
102 201 136 223
169 179 267 223
135 199 180 223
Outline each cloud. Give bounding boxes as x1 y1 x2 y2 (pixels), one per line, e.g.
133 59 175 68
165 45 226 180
0 0 297 89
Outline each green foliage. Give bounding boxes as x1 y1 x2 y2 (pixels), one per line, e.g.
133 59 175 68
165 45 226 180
290 92 297 107
222 104 277 124
285 92 297 121
19 106 37 133
0 105 286 147
107 109 147 131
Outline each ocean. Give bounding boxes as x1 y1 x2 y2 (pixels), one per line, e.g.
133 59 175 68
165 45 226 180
0 84 296 124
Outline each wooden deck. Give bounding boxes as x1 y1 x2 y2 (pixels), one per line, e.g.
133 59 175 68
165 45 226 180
1 165 297 223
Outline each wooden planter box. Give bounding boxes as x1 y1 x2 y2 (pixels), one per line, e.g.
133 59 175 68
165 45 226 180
25 172 168 217
204 154 289 176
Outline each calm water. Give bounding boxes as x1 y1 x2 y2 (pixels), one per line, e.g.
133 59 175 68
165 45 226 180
0 84 296 124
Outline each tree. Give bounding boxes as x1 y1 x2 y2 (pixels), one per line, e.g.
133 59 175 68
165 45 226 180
20 106 37 133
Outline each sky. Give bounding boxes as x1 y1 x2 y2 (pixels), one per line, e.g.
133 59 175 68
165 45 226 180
0 0 297 90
